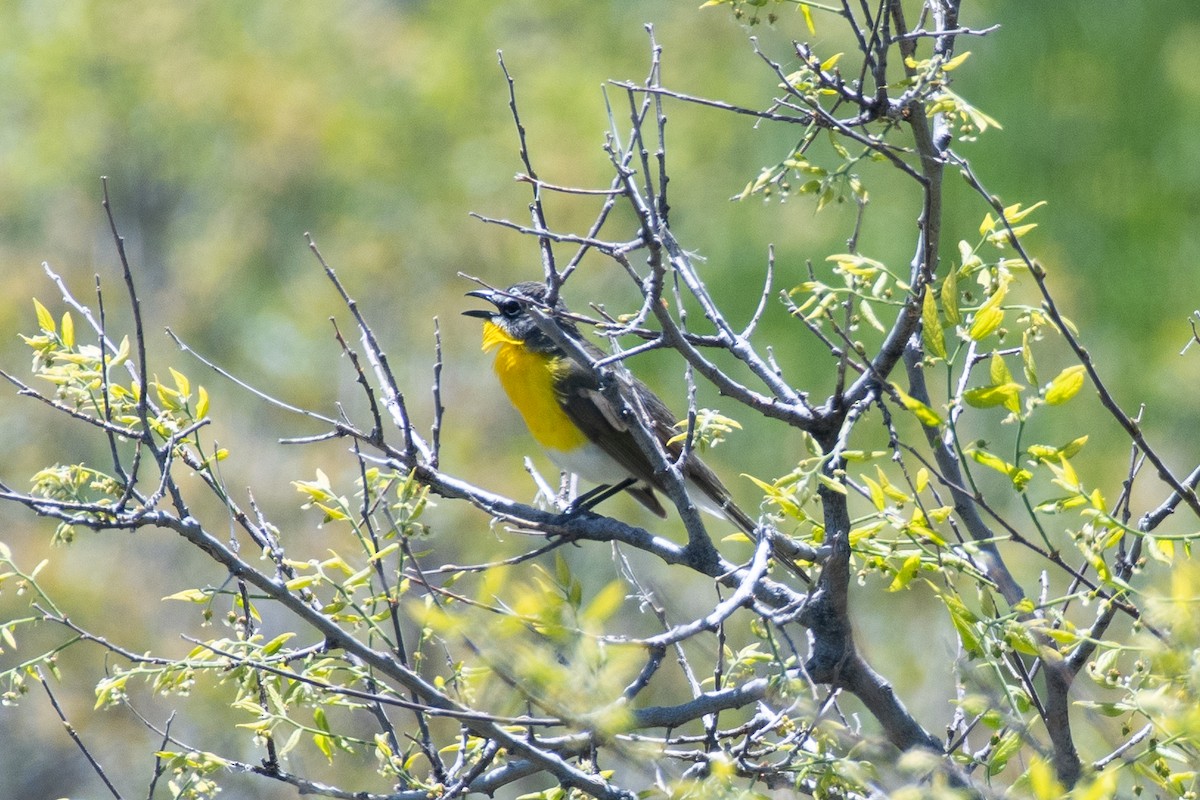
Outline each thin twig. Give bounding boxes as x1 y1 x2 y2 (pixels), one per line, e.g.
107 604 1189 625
37 666 124 799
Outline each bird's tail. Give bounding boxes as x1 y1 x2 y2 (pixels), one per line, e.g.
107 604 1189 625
688 478 812 582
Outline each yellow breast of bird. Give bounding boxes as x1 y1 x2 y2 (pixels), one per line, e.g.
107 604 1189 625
482 321 588 452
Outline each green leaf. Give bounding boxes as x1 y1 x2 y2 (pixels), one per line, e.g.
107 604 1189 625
1044 365 1086 405
988 731 1021 776
554 551 571 589
1004 620 1040 656
921 285 946 359
1086 647 1120 687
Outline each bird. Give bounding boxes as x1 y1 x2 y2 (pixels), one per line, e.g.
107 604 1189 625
463 281 760 536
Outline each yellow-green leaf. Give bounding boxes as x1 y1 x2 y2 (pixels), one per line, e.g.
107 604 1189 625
963 382 1023 410
33 299 55 334
848 520 886 545
979 213 995 237
988 222 1038 246
989 352 1013 385
888 554 921 591
820 52 844 72
968 299 1005 341
891 382 944 427
921 285 946 359
799 3 815 34
163 588 212 603
285 575 317 591
876 466 911 504
906 507 946 545
581 580 626 627
970 448 1032 491
170 367 190 399
1001 200 1047 225
262 632 296 656
1021 331 1038 384
1147 536 1174 564
1027 757 1064 800
817 473 847 495
61 312 75 349
862 474 886 511
826 252 887 277
1081 545 1110 582
936 589 982 658
369 542 400 562
111 335 131 367
196 385 210 419
313 733 334 761
942 51 971 71
941 269 960 325
1060 435 1088 458
1044 365 1086 405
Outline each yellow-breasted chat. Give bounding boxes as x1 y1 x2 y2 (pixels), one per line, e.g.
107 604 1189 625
463 281 759 535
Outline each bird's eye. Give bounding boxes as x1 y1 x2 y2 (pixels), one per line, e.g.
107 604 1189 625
498 300 521 317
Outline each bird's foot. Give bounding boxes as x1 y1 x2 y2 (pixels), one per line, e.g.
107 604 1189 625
564 477 636 515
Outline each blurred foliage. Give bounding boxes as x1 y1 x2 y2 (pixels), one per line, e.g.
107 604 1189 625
1 0 1199 797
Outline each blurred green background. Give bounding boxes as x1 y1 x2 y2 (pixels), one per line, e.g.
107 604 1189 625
1 1 1197 796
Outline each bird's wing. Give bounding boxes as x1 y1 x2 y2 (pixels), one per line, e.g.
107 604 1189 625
550 364 663 517
555 356 757 530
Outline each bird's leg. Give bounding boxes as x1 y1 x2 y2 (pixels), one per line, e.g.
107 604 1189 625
566 477 637 514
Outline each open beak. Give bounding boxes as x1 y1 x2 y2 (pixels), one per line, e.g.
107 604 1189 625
462 289 497 319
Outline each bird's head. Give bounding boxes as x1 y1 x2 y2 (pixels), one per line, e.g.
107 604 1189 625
463 281 578 353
